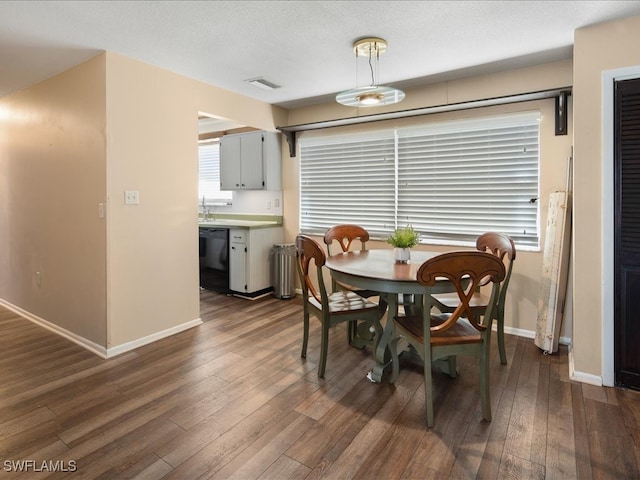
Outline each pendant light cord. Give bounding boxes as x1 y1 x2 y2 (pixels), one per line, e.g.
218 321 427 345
366 41 380 87
368 52 375 86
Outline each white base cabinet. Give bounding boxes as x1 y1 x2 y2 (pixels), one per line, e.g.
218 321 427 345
229 227 283 296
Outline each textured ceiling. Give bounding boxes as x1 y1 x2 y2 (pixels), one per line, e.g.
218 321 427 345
2 1 640 110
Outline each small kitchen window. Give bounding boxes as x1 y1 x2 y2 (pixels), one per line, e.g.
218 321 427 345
199 141 233 206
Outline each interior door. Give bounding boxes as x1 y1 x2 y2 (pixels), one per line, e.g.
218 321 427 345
614 77 640 390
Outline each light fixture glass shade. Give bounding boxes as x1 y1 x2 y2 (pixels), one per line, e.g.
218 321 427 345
336 85 405 107
336 36 405 107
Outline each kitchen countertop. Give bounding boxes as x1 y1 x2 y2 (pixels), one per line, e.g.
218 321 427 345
198 214 283 229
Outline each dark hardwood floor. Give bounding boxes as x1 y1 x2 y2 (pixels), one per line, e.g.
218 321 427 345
1 290 639 479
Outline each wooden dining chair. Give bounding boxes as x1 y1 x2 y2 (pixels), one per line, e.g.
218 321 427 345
295 234 383 378
323 224 387 348
323 224 371 292
389 251 505 427
430 232 516 364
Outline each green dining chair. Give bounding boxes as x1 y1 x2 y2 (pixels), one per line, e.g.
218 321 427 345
295 234 383 378
389 250 505 427
323 224 387 348
430 232 516 365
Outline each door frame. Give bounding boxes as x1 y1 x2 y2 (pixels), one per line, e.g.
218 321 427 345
602 65 640 387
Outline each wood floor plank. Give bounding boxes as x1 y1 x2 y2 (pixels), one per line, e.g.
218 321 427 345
530 350 550 467
503 339 541 462
3 439 70 480
351 370 425 480
545 368 577 479
162 378 318 479
0 351 138 408
298 379 395 479
0 421 64 463
400 359 489 478
207 411 315 480
571 382 594 480
497 452 545 479
256 454 312 480
317 373 422 480
156 366 308 470
476 336 527 479
448 335 517 478
0 292 638 479
57 363 225 446
617 388 640 473
67 417 182 480
286 376 392 469
584 396 640 479
129 456 174 480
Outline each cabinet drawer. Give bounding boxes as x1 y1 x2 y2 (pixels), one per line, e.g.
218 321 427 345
229 230 247 244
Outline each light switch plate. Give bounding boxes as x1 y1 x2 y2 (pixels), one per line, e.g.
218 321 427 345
124 190 139 205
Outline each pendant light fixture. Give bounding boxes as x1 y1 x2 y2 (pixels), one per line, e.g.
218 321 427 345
336 37 405 107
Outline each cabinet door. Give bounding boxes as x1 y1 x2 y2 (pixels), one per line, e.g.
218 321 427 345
229 230 247 292
239 133 264 189
245 227 283 293
220 135 242 190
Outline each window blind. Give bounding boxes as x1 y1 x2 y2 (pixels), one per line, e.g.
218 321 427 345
397 112 540 247
299 132 396 237
299 112 540 248
199 142 232 205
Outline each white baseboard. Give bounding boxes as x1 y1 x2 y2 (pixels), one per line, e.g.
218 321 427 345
105 318 202 358
0 299 109 358
502 325 571 347
506 325 602 385
0 298 202 359
502 325 534 339
568 343 603 386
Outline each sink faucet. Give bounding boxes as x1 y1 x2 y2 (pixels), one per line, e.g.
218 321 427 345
200 197 214 221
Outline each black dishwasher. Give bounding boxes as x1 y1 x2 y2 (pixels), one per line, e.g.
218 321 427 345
199 228 229 292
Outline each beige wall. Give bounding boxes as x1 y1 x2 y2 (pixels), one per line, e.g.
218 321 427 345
105 52 287 348
282 60 574 340
0 51 286 352
0 56 108 346
573 15 640 382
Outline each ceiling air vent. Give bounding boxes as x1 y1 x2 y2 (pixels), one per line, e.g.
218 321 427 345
245 77 281 90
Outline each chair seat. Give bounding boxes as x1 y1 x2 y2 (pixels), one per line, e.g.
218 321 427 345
431 291 491 311
395 313 482 346
334 280 378 299
309 290 380 314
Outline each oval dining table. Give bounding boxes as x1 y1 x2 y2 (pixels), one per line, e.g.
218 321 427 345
325 248 457 383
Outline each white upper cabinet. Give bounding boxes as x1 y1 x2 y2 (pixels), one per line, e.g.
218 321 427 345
220 131 282 190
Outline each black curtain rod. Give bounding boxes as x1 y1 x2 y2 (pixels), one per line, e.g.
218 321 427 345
277 87 571 156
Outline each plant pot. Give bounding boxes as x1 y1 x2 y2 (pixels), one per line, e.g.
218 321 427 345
394 247 411 263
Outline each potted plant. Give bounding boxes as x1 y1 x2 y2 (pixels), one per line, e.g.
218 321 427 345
387 225 420 263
